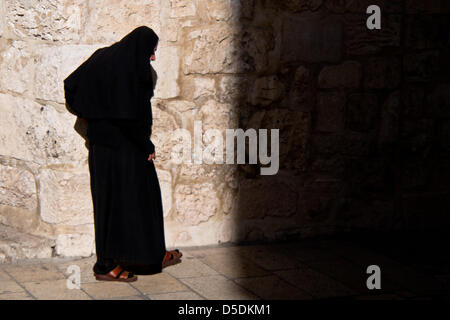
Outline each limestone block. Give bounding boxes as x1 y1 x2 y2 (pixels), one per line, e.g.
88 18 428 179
38 165 93 226
55 233 94 257
162 19 179 42
0 40 33 94
183 23 236 74
178 164 233 184
0 224 54 263
0 1 4 37
165 99 198 129
287 66 314 112
205 0 233 21
170 0 196 18
0 94 87 165
318 61 361 88
249 75 284 106
181 76 216 101
82 0 161 43
6 0 86 42
174 183 219 226
258 109 310 171
217 75 248 104
199 99 237 131
152 45 180 99
164 218 225 246
0 164 36 211
151 105 179 163
156 169 172 217
34 43 106 104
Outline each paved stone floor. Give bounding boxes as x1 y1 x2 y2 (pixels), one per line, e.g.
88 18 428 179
1 235 449 300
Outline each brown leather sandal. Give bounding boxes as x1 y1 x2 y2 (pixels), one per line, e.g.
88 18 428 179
162 249 183 269
94 265 137 282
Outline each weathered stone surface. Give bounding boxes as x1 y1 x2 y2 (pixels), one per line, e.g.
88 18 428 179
287 66 314 112
165 99 197 129
170 0 196 18
151 105 179 163
364 57 401 89
157 169 172 218
248 75 284 106
240 23 278 74
318 61 361 88
248 109 310 172
0 224 54 263
183 23 236 74
345 14 401 55
0 94 87 165
200 99 238 131
34 43 105 103
6 0 86 42
0 40 33 94
153 45 180 99
217 75 249 104
0 164 36 211
181 76 216 101
55 233 94 257
82 0 161 43
0 1 4 37
38 165 93 226
282 13 343 63
174 183 219 226
204 0 233 21
315 92 345 133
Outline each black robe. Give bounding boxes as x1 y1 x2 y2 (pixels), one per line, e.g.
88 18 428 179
63 26 166 274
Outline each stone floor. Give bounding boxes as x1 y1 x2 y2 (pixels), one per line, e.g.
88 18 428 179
1 235 449 300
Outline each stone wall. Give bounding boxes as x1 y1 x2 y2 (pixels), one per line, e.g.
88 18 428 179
1 0 450 260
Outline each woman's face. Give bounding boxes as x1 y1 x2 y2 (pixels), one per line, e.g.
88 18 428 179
150 42 157 62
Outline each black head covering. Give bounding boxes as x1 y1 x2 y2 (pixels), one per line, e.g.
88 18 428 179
64 26 159 122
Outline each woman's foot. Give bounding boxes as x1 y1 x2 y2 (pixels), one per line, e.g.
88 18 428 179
162 249 183 269
94 265 137 282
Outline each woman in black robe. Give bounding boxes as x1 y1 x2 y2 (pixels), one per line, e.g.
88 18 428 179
63 26 182 282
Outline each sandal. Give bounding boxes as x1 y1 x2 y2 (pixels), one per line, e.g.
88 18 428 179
162 249 183 269
94 265 137 282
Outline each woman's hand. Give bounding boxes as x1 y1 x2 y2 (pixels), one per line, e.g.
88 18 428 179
148 152 156 162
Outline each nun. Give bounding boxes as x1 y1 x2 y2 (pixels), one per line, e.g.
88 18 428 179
64 26 182 282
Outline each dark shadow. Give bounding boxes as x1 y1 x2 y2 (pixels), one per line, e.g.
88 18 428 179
230 0 450 299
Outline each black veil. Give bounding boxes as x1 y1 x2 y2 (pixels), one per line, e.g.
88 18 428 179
64 26 159 123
